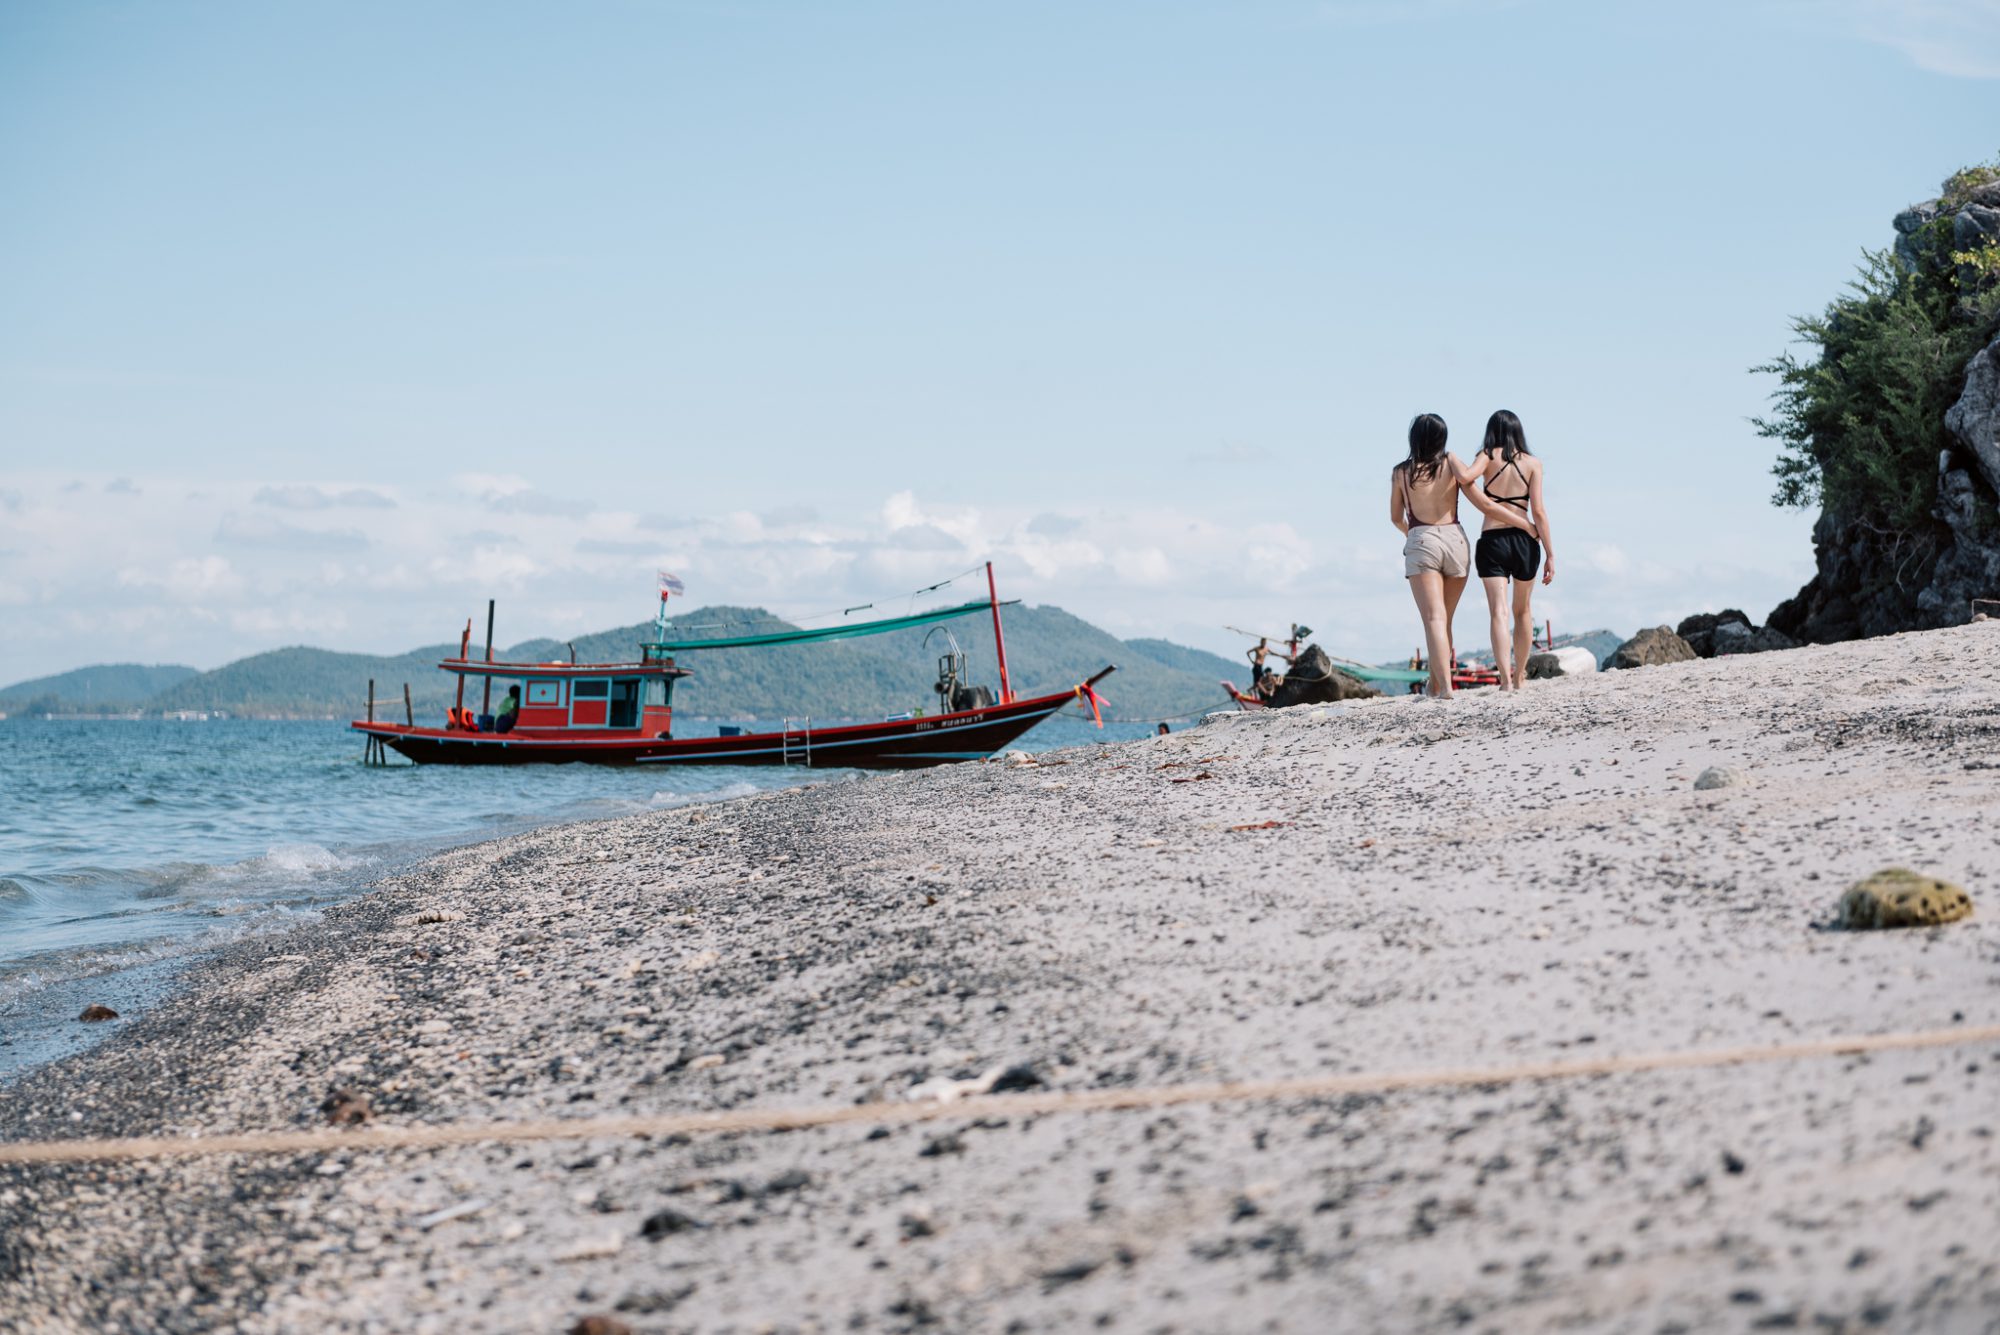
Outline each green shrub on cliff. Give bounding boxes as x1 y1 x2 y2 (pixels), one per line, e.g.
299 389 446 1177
1757 162 2000 537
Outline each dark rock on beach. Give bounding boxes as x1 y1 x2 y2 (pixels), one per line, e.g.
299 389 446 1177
1525 652 1564 680
1675 610 1750 658
1607 627 1697 670
1264 644 1379 707
1712 621 1799 656
77 1004 118 1022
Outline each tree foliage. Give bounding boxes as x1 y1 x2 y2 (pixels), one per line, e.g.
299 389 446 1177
1756 166 2000 536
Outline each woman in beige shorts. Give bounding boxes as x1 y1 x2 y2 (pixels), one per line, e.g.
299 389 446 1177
1388 413 1474 697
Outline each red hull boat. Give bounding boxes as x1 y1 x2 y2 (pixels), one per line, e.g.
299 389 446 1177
350 565 1114 770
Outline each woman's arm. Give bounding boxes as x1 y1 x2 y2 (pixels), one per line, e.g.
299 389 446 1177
1529 462 1554 583
1447 451 1488 487
1389 466 1408 534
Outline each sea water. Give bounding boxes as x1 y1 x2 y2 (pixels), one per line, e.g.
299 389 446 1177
0 713 1159 1076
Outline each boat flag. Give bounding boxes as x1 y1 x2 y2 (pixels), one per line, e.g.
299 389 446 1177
1075 681 1107 728
658 571 685 602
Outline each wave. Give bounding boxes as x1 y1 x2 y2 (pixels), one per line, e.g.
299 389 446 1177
0 903 324 1012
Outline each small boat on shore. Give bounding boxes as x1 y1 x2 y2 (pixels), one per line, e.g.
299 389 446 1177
350 565 1113 769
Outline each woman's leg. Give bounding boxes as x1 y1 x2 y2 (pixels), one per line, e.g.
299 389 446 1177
1510 580 1535 687
1481 576 1513 689
1408 572 1454 697
1442 574 1468 671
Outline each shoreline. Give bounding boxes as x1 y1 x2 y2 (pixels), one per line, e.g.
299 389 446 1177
5 624 1999 1331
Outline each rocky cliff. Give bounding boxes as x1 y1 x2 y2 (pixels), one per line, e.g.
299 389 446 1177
1766 176 2000 643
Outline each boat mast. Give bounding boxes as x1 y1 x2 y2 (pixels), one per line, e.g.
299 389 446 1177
986 561 1013 704
454 619 471 719
482 599 495 718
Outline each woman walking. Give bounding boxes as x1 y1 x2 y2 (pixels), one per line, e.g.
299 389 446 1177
1465 410 1554 690
1389 413 1473 698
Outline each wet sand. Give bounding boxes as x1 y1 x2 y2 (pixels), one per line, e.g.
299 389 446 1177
4 622 1999 1333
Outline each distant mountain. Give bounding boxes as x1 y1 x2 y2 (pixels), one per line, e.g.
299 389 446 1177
9 605 1246 723
0 663 199 714
1122 637 1247 682
145 643 471 718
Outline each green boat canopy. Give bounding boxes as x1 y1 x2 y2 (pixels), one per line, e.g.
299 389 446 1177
647 599 1013 652
1333 660 1429 685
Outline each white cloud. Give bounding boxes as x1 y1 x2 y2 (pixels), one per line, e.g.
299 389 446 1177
453 472 532 500
1851 0 2000 77
117 555 242 598
215 513 370 553
254 484 396 510
0 468 1818 684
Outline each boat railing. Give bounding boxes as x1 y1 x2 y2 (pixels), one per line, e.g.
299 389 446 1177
781 718 812 767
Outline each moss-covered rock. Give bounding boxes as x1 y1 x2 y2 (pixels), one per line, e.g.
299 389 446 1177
1837 868 1974 929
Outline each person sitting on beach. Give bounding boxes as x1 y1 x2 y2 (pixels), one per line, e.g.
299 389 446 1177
1459 409 1554 690
495 685 521 733
1390 414 1475 698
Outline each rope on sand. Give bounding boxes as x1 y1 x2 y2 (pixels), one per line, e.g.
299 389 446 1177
4 1023 1996 1167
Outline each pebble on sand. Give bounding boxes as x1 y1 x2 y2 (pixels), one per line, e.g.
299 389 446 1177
320 1088 373 1125
77 1005 119 1022
568 1317 633 1335
1693 766 1748 790
1837 869 1974 929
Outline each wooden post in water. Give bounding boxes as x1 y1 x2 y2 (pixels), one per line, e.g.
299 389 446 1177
367 679 375 724
481 599 495 720
404 682 413 727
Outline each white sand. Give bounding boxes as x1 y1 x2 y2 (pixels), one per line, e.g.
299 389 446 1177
4 622 1998 1332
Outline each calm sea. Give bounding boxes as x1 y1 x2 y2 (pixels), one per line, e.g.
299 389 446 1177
0 713 1158 1076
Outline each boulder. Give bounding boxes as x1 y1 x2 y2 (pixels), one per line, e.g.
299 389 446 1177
1526 646 1599 677
1693 766 1747 790
1945 333 2000 500
1918 460 2000 624
1263 644 1379 708
1893 201 1943 269
1676 609 1751 658
1712 621 1800 656
1954 203 2000 256
1837 868 1973 929
1607 627 1697 670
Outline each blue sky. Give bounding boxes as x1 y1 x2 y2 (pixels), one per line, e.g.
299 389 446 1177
2 0 1997 681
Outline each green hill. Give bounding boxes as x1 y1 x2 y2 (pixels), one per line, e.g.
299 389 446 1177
144 643 469 718
12 605 1245 722
1122 637 1246 682
0 663 198 714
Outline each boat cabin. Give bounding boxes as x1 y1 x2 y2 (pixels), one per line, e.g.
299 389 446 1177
440 655 689 737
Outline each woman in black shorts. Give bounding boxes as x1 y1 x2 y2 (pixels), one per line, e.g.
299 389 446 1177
1466 410 1553 690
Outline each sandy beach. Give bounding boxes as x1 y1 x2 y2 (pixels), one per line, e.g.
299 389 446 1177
4 623 1998 1333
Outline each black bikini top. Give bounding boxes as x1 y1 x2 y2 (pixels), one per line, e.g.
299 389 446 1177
1486 454 1531 510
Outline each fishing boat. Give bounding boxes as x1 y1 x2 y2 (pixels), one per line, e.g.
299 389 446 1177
349 565 1113 768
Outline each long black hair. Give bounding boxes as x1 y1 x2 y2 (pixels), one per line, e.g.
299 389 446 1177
1482 409 1530 462
1405 413 1448 482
